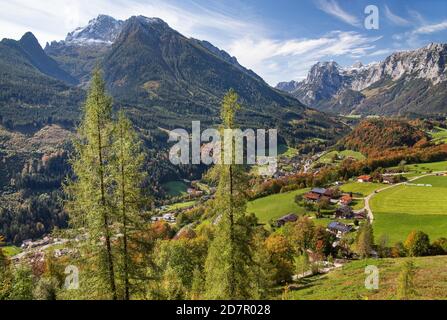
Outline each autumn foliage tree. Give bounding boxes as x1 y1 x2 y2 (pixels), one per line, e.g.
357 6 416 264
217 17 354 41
404 231 430 257
204 90 264 299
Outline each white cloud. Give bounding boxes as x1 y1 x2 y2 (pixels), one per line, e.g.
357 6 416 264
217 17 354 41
384 5 410 26
228 31 380 85
315 0 361 27
368 48 392 57
408 9 426 25
413 20 447 34
0 0 263 46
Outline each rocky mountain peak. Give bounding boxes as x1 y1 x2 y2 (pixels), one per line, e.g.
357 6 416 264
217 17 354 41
276 80 300 92
276 42 447 116
307 61 342 83
65 14 124 45
19 32 41 48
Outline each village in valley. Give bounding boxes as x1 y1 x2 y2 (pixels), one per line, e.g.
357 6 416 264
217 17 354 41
11 142 447 277
2 0 447 301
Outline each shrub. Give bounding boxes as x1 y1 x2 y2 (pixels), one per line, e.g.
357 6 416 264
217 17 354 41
431 237 447 255
404 231 430 257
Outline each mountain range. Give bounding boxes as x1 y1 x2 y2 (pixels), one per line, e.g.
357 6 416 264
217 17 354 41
0 14 345 147
276 43 447 117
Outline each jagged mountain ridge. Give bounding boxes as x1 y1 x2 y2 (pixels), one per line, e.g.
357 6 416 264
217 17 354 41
65 14 124 45
1 14 347 146
277 43 447 116
99 15 347 145
45 14 263 86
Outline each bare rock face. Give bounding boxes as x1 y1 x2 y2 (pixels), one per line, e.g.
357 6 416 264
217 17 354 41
65 14 124 45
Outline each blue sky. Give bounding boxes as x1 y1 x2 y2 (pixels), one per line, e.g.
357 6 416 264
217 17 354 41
1 0 447 85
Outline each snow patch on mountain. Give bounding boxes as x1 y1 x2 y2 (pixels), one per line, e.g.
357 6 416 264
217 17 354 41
65 14 124 45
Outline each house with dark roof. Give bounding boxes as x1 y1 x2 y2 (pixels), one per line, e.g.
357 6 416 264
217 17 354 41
327 222 352 235
276 213 298 227
305 187 337 202
311 188 327 195
382 176 395 184
335 205 354 219
354 210 367 220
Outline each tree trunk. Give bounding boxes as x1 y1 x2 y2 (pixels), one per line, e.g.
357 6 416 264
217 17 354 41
229 164 235 297
120 127 130 300
97 116 117 300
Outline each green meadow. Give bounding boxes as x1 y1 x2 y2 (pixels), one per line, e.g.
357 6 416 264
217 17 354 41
340 182 385 197
163 200 197 212
317 150 365 165
397 161 447 176
371 176 447 243
162 180 188 197
278 144 299 158
247 189 310 223
430 127 447 144
1 246 21 257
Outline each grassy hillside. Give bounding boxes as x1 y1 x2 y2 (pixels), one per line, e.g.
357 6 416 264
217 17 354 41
247 189 310 223
400 161 447 174
1 246 21 257
316 150 365 165
288 256 447 300
430 127 447 144
162 181 188 197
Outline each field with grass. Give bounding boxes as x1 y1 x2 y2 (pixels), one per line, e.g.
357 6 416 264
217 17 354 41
162 181 188 197
278 144 299 158
342 114 362 119
247 189 310 223
317 150 365 165
430 127 447 144
395 161 447 177
340 182 385 197
163 200 197 212
371 175 447 243
195 182 211 194
288 256 447 300
1 246 21 257
351 198 365 210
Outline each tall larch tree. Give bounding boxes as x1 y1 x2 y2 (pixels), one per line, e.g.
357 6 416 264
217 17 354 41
204 89 260 299
111 110 147 300
397 260 417 300
355 220 374 259
65 69 117 300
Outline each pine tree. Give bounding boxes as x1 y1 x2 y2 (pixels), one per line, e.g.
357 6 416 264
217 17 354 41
9 265 34 300
65 69 117 300
190 267 205 300
397 260 416 300
204 90 259 299
295 252 310 277
355 220 374 259
252 230 275 299
111 110 147 300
